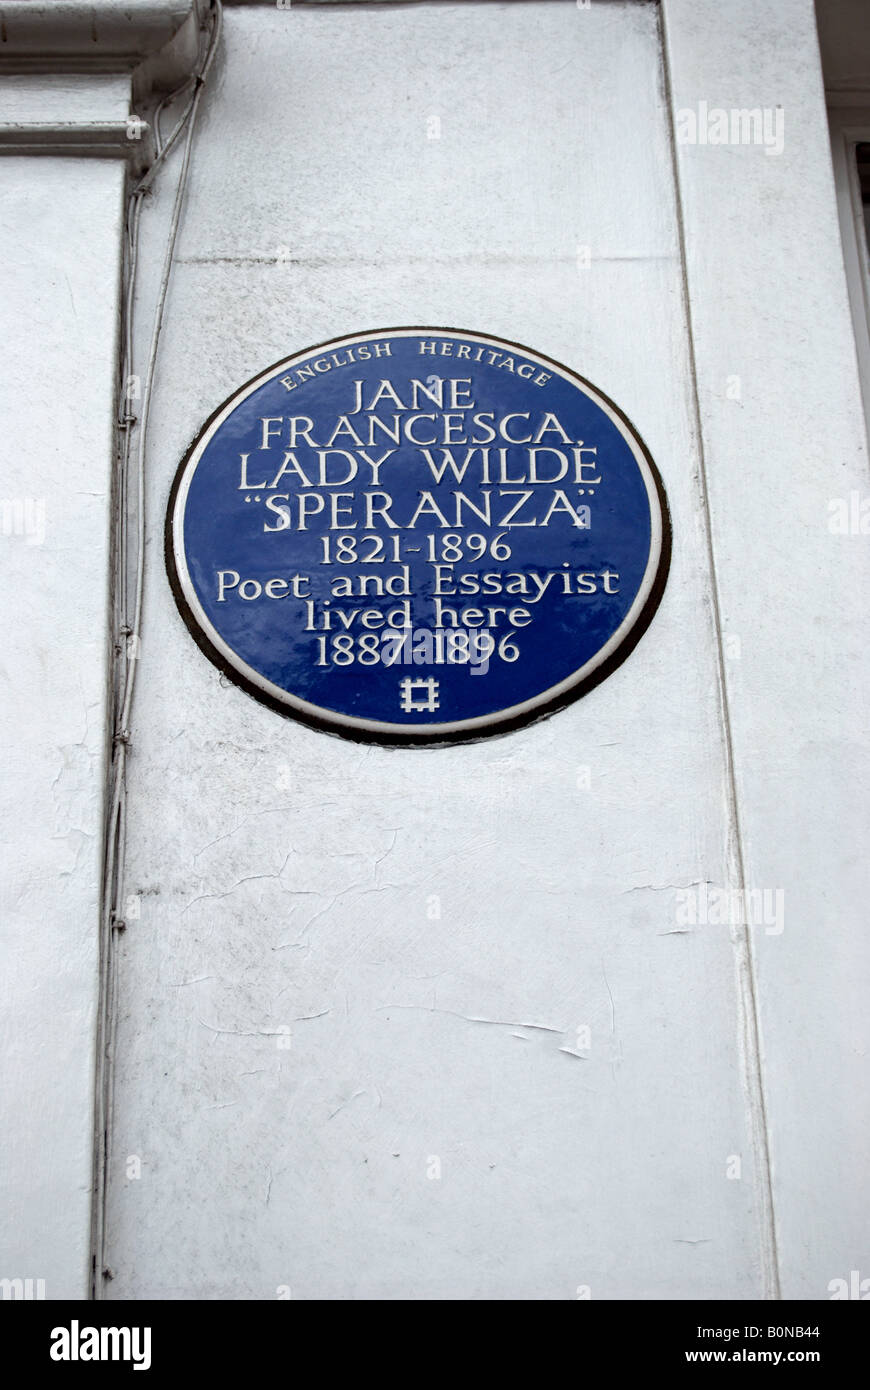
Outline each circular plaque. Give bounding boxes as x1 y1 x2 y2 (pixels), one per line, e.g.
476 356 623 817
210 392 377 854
167 328 670 744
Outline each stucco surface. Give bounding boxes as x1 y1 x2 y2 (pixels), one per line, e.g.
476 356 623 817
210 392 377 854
104 1 764 1300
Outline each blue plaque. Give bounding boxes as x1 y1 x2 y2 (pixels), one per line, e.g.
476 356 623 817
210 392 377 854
167 329 670 743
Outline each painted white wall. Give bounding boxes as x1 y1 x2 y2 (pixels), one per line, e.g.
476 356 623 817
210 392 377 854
663 0 870 1302
104 0 768 1300
1 0 866 1304
0 77 129 1299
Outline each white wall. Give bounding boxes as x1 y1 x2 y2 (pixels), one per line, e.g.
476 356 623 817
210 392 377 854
1 0 866 1304
664 0 870 1302
105 0 767 1300
0 77 129 1299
